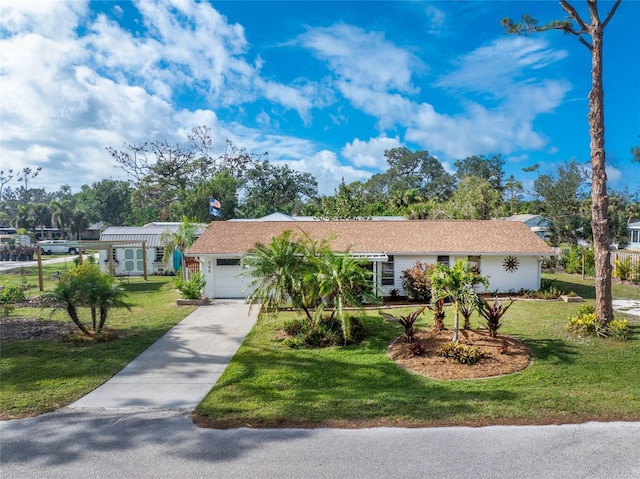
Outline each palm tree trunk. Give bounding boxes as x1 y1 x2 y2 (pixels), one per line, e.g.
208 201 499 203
67 304 89 334
98 307 108 332
452 306 459 343
91 306 97 331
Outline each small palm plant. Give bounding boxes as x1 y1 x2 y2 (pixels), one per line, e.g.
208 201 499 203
380 306 426 343
242 230 316 322
428 297 446 331
430 260 489 343
44 264 130 335
478 296 514 337
310 248 374 344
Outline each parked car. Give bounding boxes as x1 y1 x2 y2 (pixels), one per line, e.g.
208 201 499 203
37 240 80 255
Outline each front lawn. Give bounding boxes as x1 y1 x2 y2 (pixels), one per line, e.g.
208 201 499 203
194 275 640 427
0 275 194 419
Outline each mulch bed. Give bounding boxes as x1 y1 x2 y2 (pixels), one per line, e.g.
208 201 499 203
388 328 533 380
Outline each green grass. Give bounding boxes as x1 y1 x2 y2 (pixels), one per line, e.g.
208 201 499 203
3 270 640 425
194 274 640 427
0 275 194 419
1 260 84 294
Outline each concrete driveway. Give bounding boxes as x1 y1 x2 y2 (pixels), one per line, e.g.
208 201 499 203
69 300 259 411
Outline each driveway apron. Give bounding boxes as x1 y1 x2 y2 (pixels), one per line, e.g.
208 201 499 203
67 300 258 411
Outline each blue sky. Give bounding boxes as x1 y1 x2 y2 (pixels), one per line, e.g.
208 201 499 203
1 0 638 198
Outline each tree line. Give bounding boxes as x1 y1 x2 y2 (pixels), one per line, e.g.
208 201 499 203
1 125 638 246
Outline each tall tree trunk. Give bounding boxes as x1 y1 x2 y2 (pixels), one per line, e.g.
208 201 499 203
588 10 614 324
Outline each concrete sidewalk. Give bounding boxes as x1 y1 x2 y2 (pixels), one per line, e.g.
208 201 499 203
67 300 258 411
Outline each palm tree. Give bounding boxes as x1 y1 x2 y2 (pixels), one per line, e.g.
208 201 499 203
68 211 89 240
97 279 130 332
242 230 315 321
43 268 89 334
309 249 373 344
50 199 73 239
160 216 198 278
44 264 130 335
430 259 489 343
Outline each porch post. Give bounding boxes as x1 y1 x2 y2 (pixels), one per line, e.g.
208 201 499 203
142 241 148 280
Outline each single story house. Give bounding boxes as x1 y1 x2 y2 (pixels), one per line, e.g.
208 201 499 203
187 219 555 299
99 222 206 276
628 221 640 250
504 214 551 241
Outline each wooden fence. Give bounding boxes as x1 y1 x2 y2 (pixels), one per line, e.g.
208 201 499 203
552 247 640 282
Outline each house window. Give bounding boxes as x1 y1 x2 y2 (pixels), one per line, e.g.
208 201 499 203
468 255 481 273
217 258 241 266
105 248 117 263
381 255 394 286
631 230 640 244
155 247 164 262
437 255 450 265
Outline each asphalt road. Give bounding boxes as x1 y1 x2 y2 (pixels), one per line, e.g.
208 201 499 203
1 410 639 479
0 255 88 273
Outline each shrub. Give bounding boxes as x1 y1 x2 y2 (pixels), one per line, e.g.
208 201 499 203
436 342 489 364
174 271 206 299
0 285 26 304
567 304 629 340
560 245 595 275
401 261 436 302
282 315 367 348
614 257 632 281
537 278 564 299
387 288 400 300
0 285 26 318
409 341 427 357
608 319 630 340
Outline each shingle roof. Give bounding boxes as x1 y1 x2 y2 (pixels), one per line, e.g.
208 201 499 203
188 220 554 256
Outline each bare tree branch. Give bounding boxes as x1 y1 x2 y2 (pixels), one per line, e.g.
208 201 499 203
602 0 622 29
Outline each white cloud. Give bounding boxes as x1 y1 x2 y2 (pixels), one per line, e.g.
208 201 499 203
606 165 623 185
402 36 570 160
0 1 88 39
0 0 323 192
341 136 401 169
298 24 421 93
438 36 568 97
424 5 446 35
280 151 371 196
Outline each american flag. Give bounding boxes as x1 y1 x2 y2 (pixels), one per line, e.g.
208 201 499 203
209 198 222 217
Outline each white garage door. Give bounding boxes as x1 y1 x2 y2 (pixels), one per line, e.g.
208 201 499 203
213 259 251 298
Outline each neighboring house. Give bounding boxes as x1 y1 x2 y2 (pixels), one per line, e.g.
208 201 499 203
187 219 555 299
504 214 552 241
99 223 206 276
628 221 640 250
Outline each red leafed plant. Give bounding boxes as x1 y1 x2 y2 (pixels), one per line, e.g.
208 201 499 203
380 306 426 343
478 297 514 337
